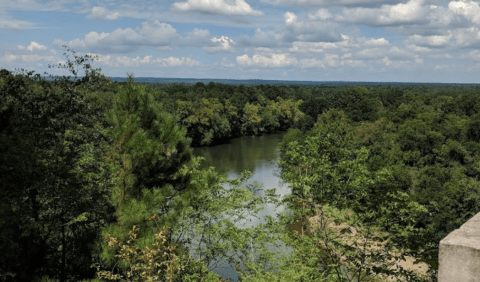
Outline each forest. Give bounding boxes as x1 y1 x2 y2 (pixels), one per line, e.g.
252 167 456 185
1 49 480 282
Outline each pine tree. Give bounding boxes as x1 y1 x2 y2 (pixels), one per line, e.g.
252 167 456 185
101 73 195 269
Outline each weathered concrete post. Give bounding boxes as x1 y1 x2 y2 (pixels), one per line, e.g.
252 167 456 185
439 212 480 282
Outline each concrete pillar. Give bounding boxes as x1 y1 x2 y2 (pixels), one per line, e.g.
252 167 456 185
439 212 480 282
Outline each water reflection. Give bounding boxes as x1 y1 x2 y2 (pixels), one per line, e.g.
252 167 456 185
194 132 291 226
193 133 291 281
194 133 286 176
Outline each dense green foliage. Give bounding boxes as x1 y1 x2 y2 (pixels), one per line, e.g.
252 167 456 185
0 52 115 281
2 47 480 281
276 87 480 281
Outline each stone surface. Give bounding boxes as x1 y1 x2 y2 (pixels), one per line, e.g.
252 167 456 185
439 212 480 282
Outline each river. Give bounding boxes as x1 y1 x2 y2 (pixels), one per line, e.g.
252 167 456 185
193 132 291 281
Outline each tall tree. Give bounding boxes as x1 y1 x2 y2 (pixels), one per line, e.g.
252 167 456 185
0 47 115 281
101 73 195 272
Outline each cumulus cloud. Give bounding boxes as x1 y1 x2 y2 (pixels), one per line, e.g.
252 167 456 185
407 34 453 47
283 11 343 42
172 0 263 16
289 34 389 53
55 20 238 55
452 27 480 47
54 20 180 53
364 37 390 46
238 10 344 47
448 0 480 24
355 45 414 61
87 6 121 20
466 50 480 61
289 40 352 53
287 38 421 69
379 56 412 68
24 41 48 51
284 11 297 24
336 0 430 26
203 36 235 53
404 26 480 49
308 8 332 20
237 28 286 47
299 57 325 68
406 44 432 53
184 28 212 45
236 53 298 67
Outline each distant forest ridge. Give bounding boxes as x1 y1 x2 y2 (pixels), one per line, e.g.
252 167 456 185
43 75 480 86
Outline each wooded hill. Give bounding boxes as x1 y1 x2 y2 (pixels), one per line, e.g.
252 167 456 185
1 49 480 281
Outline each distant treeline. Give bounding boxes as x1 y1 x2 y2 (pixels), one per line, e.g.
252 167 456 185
136 81 480 145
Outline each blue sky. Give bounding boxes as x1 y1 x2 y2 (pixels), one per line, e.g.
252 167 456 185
1 0 480 83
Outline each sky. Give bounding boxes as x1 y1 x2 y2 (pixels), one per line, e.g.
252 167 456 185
1 0 480 83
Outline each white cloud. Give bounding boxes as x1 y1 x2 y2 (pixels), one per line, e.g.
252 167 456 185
1 53 56 63
0 11 33 30
155 56 200 67
429 53 454 59
236 53 298 67
185 28 211 44
448 0 480 24
204 36 235 53
262 0 405 7
96 54 200 67
289 40 353 53
137 20 178 44
54 20 179 53
356 45 412 60
364 37 389 46
453 27 480 47
87 6 121 20
299 53 363 68
172 0 263 16
284 11 297 24
406 44 432 53
308 8 331 20
383 56 392 66
466 50 480 60
325 53 358 67
282 11 343 42
239 10 344 47
407 34 453 47
238 28 286 47
379 56 412 68
26 41 47 51
336 0 429 26
288 34 388 53
414 55 423 64
299 57 325 68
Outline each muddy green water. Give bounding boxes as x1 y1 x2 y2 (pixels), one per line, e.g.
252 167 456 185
193 132 291 281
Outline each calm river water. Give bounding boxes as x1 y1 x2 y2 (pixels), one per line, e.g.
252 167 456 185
193 132 291 281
